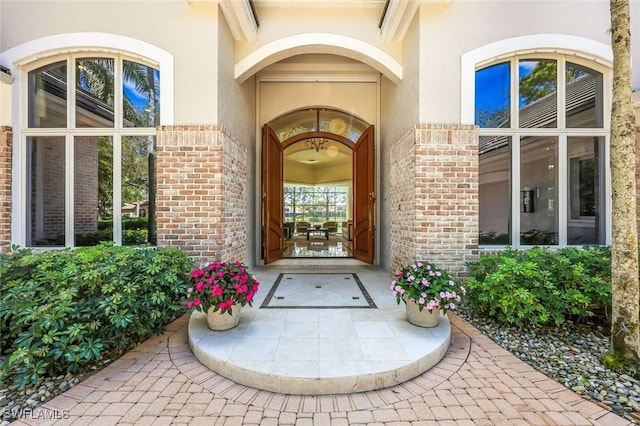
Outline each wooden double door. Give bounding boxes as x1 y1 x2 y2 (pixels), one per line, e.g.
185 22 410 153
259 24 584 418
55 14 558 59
262 125 375 264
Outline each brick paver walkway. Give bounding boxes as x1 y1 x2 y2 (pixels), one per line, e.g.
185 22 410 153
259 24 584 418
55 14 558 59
11 315 632 425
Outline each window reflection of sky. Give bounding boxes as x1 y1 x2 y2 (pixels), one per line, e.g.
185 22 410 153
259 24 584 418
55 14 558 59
123 69 160 112
475 63 510 126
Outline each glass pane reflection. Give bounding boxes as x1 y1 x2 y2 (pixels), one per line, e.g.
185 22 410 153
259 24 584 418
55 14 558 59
123 60 160 128
122 136 155 245
520 136 558 245
519 59 557 128
76 58 115 128
28 61 67 128
475 62 510 128
28 136 66 246
566 63 603 128
74 136 113 246
479 136 511 245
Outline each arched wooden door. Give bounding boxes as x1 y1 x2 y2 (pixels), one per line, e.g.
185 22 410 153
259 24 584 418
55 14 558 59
262 125 284 264
262 124 375 265
352 126 375 264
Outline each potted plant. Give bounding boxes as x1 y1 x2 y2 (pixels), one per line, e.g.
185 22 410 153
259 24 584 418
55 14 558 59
186 261 260 330
391 261 466 327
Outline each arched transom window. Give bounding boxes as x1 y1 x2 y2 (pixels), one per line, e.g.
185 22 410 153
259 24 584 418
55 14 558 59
24 53 160 247
475 55 609 247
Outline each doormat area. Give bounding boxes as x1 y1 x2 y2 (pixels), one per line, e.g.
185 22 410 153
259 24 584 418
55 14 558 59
260 273 377 309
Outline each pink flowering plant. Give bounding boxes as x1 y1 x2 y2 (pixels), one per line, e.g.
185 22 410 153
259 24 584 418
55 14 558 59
391 262 466 313
186 261 260 315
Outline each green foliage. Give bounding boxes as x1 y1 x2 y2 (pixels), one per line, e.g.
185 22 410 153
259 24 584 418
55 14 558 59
0 243 193 388
465 246 612 327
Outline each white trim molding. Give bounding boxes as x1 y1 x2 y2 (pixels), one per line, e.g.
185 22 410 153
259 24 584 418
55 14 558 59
218 0 258 42
460 34 613 125
1 32 174 125
235 33 402 84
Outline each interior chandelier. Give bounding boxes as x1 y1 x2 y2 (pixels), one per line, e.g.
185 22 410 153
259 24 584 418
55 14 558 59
308 138 327 152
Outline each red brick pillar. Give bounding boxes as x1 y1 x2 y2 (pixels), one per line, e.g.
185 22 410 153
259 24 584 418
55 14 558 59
388 124 479 276
0 126 12 253
155 125 247 266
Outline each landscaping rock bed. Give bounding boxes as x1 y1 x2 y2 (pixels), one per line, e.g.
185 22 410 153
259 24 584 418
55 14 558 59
457 307 640 424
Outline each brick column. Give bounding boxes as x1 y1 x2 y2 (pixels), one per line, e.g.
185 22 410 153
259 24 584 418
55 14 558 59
156 125 247 266
0 126 12 253
388 124 479 276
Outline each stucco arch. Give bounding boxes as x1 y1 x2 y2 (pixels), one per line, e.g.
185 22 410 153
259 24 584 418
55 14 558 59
235 33 402 84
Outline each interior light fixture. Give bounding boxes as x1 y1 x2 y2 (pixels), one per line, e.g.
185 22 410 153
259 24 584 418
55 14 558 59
308 138 327 152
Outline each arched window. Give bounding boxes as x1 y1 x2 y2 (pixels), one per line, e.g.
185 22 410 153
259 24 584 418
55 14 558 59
475 55 609 247
24 53 160 247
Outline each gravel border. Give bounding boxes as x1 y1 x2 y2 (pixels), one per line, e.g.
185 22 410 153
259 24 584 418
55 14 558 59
457 307 640 424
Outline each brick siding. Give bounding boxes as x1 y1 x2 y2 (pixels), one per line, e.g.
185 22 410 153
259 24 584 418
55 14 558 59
156 126 247 266
388 124 479 277
0 126 11 253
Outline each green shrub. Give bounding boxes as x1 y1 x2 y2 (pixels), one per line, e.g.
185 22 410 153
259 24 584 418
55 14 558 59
0 243 193 388
465 246 611 327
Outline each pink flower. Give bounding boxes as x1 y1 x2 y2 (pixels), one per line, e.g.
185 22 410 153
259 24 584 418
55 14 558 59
195 281 205 292
216 271 224 278
193 297 201 306
219 299 234 310
212 284 223 297
190 269 205 279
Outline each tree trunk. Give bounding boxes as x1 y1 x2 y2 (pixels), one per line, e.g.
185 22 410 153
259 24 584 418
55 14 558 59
609 0 640 362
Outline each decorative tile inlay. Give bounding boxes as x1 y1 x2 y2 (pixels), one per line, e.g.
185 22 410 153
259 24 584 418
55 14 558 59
261 273 377 309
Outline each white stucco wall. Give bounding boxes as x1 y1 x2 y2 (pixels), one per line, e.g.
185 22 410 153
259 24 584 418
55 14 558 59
0 0 220 125
379 11 420 270
418 0 627 124
238 5 400 64
217 13 257 265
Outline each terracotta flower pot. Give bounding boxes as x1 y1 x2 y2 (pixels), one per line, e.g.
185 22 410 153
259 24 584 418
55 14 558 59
207 304 242 331
405 300 441 328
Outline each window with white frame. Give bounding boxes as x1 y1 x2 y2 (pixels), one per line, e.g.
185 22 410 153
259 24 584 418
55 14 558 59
24 54 160 247
476 55 608 247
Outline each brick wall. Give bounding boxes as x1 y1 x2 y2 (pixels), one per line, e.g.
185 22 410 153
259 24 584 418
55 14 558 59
388 128 417 274
74 137 99 235
156 125 247 266
388 124 479 277
0 126 11 253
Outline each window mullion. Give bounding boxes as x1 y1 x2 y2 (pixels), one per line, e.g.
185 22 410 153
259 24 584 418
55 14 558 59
113 133 122 245
512 133 521 248
66 56 75 246
557 59 566 130
113 57 123 245
511 57 519 129
558 134 568 246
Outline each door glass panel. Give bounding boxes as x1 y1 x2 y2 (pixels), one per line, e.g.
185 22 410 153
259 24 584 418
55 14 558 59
475 62 510 128
271 109 318 141
520 135 558 245
74 136 113 246
122 136 155 245
479 136 511 245
567 136 605 244
319 109 368 142
28 61 67 128
123 60 160 128
76 58 115 128
28 136 66 246
566 63 603 128
519 59 557 128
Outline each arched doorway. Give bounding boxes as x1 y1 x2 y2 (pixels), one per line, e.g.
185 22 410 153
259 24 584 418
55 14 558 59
262 108 374 264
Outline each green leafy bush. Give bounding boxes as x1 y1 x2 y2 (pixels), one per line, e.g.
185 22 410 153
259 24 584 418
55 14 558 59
0 243 193 388
465 246 611 327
